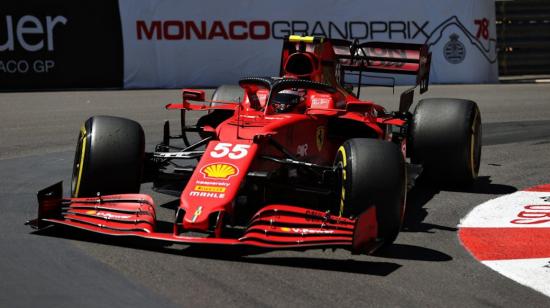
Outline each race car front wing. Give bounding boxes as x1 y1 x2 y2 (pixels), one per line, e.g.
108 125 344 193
27 182 380 254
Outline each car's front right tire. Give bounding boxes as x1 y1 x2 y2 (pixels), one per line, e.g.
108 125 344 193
411 98 482 186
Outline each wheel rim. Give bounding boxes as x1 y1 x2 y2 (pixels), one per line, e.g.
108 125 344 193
336 145 349 216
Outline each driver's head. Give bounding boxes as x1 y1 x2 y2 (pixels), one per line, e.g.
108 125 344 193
272 89 305 113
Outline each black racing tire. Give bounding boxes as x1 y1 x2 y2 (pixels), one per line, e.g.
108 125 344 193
71 116 145 197
335 138 406 246
411 98 482 185
211 85 244 105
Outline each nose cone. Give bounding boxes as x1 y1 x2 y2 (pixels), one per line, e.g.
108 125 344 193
178 141 258 233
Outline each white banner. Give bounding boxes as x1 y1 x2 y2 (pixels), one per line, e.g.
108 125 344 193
119 0 498 88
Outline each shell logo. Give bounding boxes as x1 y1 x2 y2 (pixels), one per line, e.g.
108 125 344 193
200 163 238 180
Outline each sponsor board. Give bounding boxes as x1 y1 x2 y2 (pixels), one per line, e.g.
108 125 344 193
119 0 497 88
0 0 122 89
459 184 550 297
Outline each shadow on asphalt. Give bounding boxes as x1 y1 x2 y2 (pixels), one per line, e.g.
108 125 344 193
373 244 452 261
402 175 517 234
30 226 450 276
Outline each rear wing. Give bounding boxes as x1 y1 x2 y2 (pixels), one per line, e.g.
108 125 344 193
332 40 431 94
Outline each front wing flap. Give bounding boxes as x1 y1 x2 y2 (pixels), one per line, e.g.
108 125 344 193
28 182 378 252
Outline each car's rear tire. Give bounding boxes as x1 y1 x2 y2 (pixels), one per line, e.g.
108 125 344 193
335 138 406 248
411 98 482 186
71 116 145 197
211 85 243 105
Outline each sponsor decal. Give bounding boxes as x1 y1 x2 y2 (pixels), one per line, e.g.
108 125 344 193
444 33 466 64
311 95 331 108
280 227 334 234
305 210 325 222
189 191 226 199
85 210 132 220
200 163 238 180
316 126 325 151
194 185 226 193
196 180 230 187
96 212 132 220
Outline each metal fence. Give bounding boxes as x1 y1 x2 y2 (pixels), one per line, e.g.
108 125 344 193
497 0 550 75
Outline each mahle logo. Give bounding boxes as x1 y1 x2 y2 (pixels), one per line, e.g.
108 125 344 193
0 15 67 52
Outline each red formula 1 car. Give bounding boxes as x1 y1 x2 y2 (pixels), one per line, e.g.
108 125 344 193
28 36 482 254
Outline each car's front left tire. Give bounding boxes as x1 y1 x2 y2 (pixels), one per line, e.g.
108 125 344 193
71 115 145 197
335 138 406 251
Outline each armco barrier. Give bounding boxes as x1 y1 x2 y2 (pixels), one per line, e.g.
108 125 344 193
497 0 550 75
0 0 123 90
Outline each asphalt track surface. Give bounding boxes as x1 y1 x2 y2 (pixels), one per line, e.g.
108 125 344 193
2 84 550 307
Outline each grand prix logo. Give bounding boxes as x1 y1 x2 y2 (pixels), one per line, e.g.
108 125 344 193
425 16 496 64
136 16 496 64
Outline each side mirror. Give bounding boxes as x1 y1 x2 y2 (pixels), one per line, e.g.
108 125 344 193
398 88 414 113
182 89 205 102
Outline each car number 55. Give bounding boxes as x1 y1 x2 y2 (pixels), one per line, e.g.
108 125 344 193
210 143 250 159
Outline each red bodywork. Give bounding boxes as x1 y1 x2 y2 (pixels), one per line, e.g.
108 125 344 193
29 36 431 254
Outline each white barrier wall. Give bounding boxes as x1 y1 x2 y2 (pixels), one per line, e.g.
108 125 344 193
119 0 497 88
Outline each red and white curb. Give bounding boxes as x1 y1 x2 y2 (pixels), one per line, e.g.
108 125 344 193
459 184 550 297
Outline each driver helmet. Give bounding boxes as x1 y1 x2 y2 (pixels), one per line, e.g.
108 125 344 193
272 89 305 113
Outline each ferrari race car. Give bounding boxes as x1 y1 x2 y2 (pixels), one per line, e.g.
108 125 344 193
28 36 482 254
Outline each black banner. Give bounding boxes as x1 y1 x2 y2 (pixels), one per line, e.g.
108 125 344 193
0 0 123 90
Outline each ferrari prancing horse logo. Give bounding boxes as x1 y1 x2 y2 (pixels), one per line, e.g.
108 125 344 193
191 206 203 222
316 126 325 151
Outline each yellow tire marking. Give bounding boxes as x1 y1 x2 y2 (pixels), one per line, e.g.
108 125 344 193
338 146 347 216
74 125 87 197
